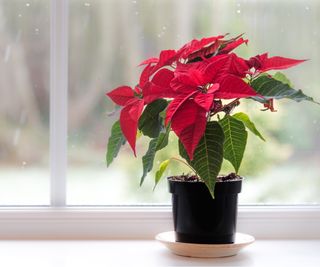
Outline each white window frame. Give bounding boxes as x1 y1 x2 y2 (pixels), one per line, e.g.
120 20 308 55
50 0 68 207
0 206 319 239
0 0 319 240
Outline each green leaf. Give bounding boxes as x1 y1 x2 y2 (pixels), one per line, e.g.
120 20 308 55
232 112 265 141
138 99 168 138
154 159 170 190
273 72 294 87
140 127 170 186
179 121 225 198
106 120 126 167
219 116 248 173
155 127 170 151
251 76 319 104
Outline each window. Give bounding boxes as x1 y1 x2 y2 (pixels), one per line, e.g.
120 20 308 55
68 0 320 205
0 0 50 205
0 0 319 206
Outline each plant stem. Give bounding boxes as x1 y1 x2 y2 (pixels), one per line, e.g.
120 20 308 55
211 98 240 117
170 157 199 177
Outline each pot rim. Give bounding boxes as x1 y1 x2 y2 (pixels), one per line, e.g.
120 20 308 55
167 175 243 184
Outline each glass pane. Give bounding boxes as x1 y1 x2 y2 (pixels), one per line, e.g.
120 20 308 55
68 0 320 205
0 0 50 205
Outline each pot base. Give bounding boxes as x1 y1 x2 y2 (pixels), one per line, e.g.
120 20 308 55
156 231 255 258
175 232 234 244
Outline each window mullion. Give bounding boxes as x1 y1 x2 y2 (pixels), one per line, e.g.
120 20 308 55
50 0 68 207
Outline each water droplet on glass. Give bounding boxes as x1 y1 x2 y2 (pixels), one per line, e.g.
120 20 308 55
4 45 11 63
22 161 27 166
135 11 139 15
305 6 310 11
132 0 137 3
18 14 22 18
236 9 241 14
84 3 91 7
26 3 30 7
35 28 39 34
157 33 162 38
162 26 167 31
237 3 241 7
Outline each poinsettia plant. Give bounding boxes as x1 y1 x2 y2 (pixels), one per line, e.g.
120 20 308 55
106 34 318 197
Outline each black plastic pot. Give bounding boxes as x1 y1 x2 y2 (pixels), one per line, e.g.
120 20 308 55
168 177 242 244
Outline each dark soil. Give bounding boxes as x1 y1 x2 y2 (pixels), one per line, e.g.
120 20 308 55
168 173 242 183
216 172 242 182
168 174 201 182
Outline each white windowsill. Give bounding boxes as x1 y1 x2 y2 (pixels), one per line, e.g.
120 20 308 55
0 239 319 267
0 205 319 239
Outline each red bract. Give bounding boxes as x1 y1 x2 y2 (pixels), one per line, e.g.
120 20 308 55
172 54 257 99
139 35 225 69
165 54 257 159
139 64 154 88
247 53 306 72
166 80 219 159
218 37 248 54
139 49 179 77
138 34 248 86
186 34 246 62
214 75 257 99
177 35 225 59
205 53 248 78
106 34 307 159
106 86 144 155
170 99 207 160
119 98 144 156
105 33 314 200
204 55 258 99
106 86 135 106
138 57 158 66
142 68 176 104
148 49 178 75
